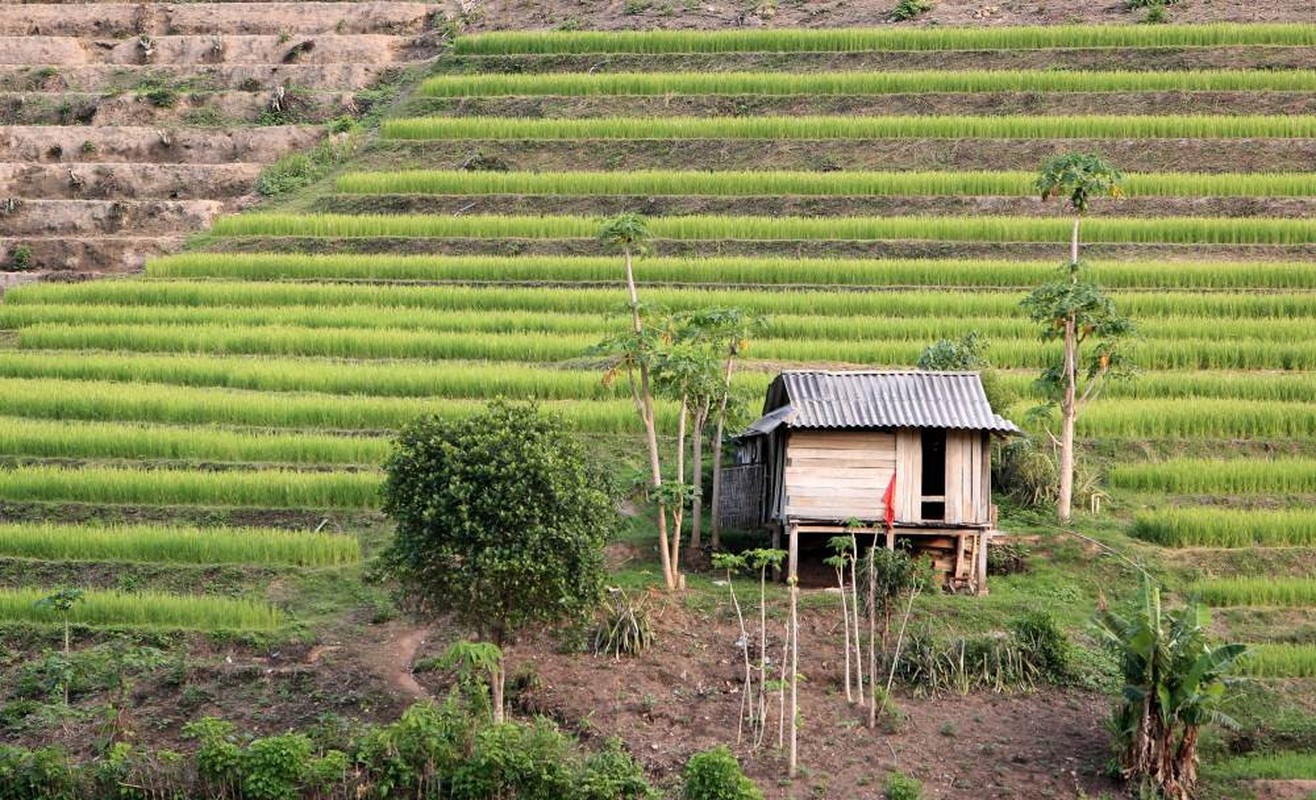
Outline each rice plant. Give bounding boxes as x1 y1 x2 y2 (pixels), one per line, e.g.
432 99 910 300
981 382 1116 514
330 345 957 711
1076 399 1316 438
381 115 1316 141
0 376 650 433
337 168 1316 200
144 253 1316 290
0 415 389 466
1236 644 1316 678
451 23 1316 55
0 522 360 566
418 70 1316 98
0 464 380 509
0 351 630 400
1131 508 1316 548
210 212 1316 245
0 588 283 631
1108 460 1316 495
1191 579 1316 608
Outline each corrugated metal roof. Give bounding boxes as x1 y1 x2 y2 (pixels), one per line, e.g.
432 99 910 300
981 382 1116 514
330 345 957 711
757 370 1019 434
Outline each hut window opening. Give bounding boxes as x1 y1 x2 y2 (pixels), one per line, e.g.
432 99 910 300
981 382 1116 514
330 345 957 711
920 428 946 521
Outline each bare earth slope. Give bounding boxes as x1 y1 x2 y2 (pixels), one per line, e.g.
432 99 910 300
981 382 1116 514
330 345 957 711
0 1 441 273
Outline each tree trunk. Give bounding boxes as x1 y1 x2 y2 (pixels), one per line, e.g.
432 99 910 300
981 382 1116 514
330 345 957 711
491 655 505 724
625 248 677 590
850 534 864 707
669 403 688 580
838 563 852 703
689 408 707 555
709 354 738 549
1058 313 1077 523
1070 214 1081 268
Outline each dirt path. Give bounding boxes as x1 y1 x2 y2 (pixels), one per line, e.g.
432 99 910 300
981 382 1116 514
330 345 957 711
387 626 432 699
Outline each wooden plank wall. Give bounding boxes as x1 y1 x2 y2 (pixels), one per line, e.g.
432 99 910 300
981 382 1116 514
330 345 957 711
945 431 990 525
784 430 895 520
894 428 922 523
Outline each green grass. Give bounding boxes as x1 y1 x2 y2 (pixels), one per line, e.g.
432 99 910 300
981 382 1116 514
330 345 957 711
1207 752 1316 780
144 253 1316 290
418 70 1316 97
451 23 1316 54
381 114 1316 141
0 375 650 433
0 464 381 509
337 168 1316 199
0 415 388 465
0 351 632 400
0 522 360 566
10 303 1316 346
1109 459 1316 495
1075 399 1316 438
1132 509 1316 548
1237 644 1316 678
1192 579 1316 607
0 588 283 631
210 213 1316 246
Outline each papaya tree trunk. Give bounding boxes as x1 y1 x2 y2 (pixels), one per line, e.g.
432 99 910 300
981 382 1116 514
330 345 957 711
1058 313 1077 523
709 353 738 549
624 247 676 590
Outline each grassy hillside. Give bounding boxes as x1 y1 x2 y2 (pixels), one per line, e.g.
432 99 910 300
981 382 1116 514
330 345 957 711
3 19 1316 800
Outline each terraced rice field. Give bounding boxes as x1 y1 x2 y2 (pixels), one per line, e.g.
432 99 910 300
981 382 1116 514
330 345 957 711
4 19 1316 793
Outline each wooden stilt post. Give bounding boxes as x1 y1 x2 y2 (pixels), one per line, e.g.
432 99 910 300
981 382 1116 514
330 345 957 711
975 530 991 596
786 522 799 584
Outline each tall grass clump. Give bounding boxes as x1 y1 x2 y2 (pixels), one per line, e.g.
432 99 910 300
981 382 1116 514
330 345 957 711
0 522 360 566
381 115 1316 141
0 588 283 631
1192 579 1316 608
210 213 1316 246
0 464 381 509
1236 644 1316 678
338 168 1316 200
452 24 1316 55
1109 459 1316 495
419 70 1316 97
1131 508 1316 548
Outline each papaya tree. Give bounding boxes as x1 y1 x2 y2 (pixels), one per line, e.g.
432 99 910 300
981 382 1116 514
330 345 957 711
597 213 681 590
1025 153 1133 522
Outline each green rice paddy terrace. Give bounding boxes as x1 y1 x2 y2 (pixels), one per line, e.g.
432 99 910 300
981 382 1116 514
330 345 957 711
5 19 1316 797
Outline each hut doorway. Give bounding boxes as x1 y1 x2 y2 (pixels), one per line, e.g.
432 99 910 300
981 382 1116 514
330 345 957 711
920 428 946 521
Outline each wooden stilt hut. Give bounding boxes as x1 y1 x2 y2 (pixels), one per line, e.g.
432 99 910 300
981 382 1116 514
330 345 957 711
717 370 1019 593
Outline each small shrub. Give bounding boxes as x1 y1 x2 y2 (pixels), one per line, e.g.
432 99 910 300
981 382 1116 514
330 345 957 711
242 734 311 800
579 738 656 800
682 746 762 800
451 719 576 800
884 770 923 800
889 0 933 21
1009 610 1072 683
986 540 1029 576
9 244 33 271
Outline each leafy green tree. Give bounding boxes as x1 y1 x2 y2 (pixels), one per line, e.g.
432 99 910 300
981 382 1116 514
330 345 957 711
692 308 763 550
1026 153 1133 522
597 213 682 590
916 330 1015 413
381 401 617 723
1095 578 1247 800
